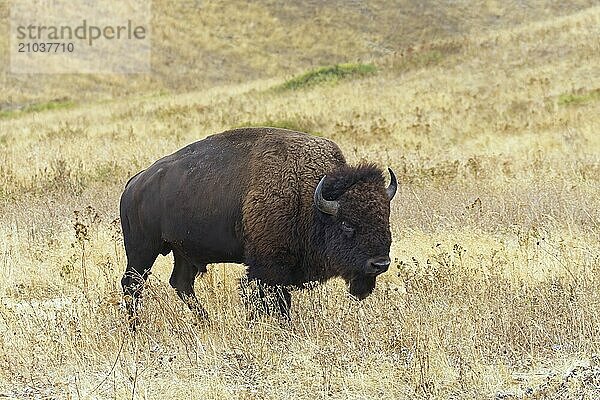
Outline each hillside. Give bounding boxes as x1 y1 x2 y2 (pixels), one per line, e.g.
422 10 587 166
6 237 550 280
0 0 596 106
1 2 600 399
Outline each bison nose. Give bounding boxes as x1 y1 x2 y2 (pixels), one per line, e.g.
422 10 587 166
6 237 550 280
366 256 391 275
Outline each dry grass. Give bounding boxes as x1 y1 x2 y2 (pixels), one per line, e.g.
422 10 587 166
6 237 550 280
1 2 600 399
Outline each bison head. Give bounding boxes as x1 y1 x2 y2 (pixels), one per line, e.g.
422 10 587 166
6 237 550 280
313 164 397 300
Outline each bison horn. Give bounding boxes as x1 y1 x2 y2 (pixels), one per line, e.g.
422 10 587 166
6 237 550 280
314 176 339 216
386 168 397 200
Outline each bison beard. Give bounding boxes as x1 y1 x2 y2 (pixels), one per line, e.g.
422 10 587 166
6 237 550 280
348 274 377 300
119 127 396 325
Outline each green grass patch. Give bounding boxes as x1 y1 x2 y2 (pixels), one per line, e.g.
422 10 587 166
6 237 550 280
236 119 322 136
558 88 600 106
0 98 75 119
274 63 376 91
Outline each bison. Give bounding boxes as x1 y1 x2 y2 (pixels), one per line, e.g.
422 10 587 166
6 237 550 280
120 127 396 321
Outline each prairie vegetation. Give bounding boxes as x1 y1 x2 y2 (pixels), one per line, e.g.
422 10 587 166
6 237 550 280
273 63 377 91
1 1 600 399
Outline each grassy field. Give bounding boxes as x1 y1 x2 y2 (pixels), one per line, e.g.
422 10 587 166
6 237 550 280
1 1 600 399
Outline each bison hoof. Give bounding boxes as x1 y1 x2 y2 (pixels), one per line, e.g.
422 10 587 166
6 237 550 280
126 313 140 331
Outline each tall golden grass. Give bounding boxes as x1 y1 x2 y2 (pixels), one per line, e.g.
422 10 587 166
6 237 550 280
1 2 600 399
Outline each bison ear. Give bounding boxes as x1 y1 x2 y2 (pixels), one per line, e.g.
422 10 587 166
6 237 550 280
314 176 339 216
386 168 397 201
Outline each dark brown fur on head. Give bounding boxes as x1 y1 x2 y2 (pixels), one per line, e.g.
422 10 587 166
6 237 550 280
313 163 392 299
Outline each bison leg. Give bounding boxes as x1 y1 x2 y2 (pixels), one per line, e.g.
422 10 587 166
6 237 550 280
121 251 159 328
272 285 292 320
241 277 291 321
169 251 208 320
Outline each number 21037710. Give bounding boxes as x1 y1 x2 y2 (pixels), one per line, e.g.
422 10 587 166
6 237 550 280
18 42 74 52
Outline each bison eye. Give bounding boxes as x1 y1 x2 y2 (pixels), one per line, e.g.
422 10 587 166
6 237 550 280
340 221 355 237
